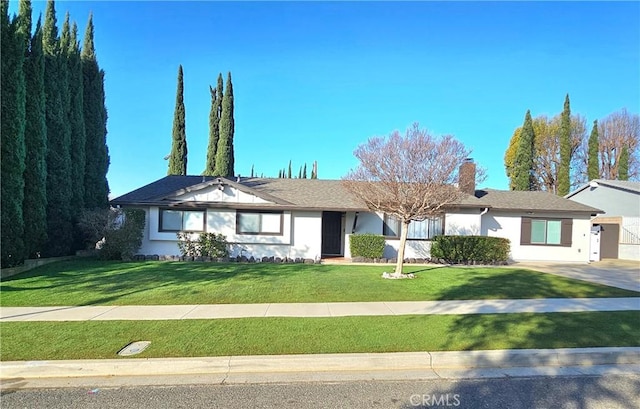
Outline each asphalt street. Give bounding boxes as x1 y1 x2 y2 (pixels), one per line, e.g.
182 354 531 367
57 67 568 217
2 375 639 409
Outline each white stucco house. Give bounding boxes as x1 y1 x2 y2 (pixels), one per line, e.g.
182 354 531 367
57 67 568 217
111 165 602 263
566 179 640 261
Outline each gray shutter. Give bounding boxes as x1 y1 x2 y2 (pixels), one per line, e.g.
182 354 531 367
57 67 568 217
521 217 531 245
561 218 573 247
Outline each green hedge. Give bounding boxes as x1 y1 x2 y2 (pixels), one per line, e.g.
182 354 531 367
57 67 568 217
430 235 510 264
349 234 385 259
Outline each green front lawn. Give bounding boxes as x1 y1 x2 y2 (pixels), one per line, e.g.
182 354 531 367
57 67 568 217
1 259 638 306
1 311 638 360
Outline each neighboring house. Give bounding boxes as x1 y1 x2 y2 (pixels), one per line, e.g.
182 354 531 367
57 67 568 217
111 166 601 263
566 180 640 261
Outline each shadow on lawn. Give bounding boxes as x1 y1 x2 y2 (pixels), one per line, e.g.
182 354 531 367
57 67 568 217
0 259 331 305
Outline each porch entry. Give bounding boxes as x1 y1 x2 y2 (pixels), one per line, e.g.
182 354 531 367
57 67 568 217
321 211 344 257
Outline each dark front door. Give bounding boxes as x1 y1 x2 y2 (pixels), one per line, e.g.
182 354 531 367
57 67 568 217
600 223 619 259
321 211 343 256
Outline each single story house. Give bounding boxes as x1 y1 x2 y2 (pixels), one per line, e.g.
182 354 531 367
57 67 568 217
566 179 640 261
111 164 602 263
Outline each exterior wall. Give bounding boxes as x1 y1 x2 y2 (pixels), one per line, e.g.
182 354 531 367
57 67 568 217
569 185 639 217
481 211 591 262
137 206 322 259
444 210 481 236
619 244 640 261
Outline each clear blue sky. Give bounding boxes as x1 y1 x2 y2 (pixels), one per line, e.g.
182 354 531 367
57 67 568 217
11 1 640 198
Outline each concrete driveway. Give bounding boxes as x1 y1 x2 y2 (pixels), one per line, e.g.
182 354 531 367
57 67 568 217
513 259 640 292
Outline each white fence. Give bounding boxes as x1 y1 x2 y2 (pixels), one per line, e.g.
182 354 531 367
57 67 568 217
621 217 640 245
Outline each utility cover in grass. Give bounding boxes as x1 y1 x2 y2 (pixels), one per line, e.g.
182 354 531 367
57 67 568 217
117 341 151 356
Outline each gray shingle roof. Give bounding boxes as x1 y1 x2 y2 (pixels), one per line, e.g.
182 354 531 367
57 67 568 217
567 179 640 197
111 176 217 203
475 189 602 213
111 176 601 214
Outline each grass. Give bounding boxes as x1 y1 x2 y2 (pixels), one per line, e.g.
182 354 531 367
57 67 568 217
1 259 638 306
1 311 638 361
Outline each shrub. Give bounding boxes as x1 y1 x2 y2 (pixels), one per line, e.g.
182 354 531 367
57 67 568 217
176 232 199 257
177 232 229 259
198 233 229 258
430 235 510 264
100 208 146 261
350 233 385 259
77 208 110 249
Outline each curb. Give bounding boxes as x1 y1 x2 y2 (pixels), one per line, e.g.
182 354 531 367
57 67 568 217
2 347 639 381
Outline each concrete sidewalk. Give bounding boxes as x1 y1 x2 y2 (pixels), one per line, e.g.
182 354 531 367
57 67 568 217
2 297 639 321
2 348 639 389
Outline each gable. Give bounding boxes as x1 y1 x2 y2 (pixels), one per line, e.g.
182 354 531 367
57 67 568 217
568 183 640 217
168 183 274 204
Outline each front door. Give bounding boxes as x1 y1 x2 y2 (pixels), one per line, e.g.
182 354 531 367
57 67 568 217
600 223 619 259
321 211 343 256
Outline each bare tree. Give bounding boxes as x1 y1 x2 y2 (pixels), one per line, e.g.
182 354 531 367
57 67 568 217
574 108 639 183
342 123 473 276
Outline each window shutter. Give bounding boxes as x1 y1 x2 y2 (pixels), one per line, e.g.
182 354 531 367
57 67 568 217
561 218 573 247
521 217 531 245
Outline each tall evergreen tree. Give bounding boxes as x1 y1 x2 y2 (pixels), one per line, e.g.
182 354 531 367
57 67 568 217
204 74 223 175
587 120 599 181
1 1 27 266
204 86 219 175
214 72 234 177
65 19 86 214
167 65 187 175
287 160 292 178
558 94 571 195
618 146 629 181
513 110 536 191
23 13 49 259
81 13 109 209
43 0 73 256
302 163 308 179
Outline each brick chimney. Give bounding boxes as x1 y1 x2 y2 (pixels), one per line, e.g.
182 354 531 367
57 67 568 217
459 158 476 196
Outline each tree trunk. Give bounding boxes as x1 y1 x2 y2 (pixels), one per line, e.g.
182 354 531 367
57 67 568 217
394 220 410 276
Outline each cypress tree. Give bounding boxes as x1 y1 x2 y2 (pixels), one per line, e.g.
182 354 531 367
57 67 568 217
587 120 599 181
65 20 86 213
287 160 292 178
82 13 110 209
214 72 234 177
303 163 307 179
168 65 187 175
204 74 223 175
558 94 571 195
43 0 74 256
1 1 27 266
618 146 629 181
513 110 536 191
23 14 49 259
204 85 218 175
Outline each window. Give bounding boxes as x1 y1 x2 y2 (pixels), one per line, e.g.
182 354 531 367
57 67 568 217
159 209 205 232
521 217 572 246
383 214 443 240
236 211 283 235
